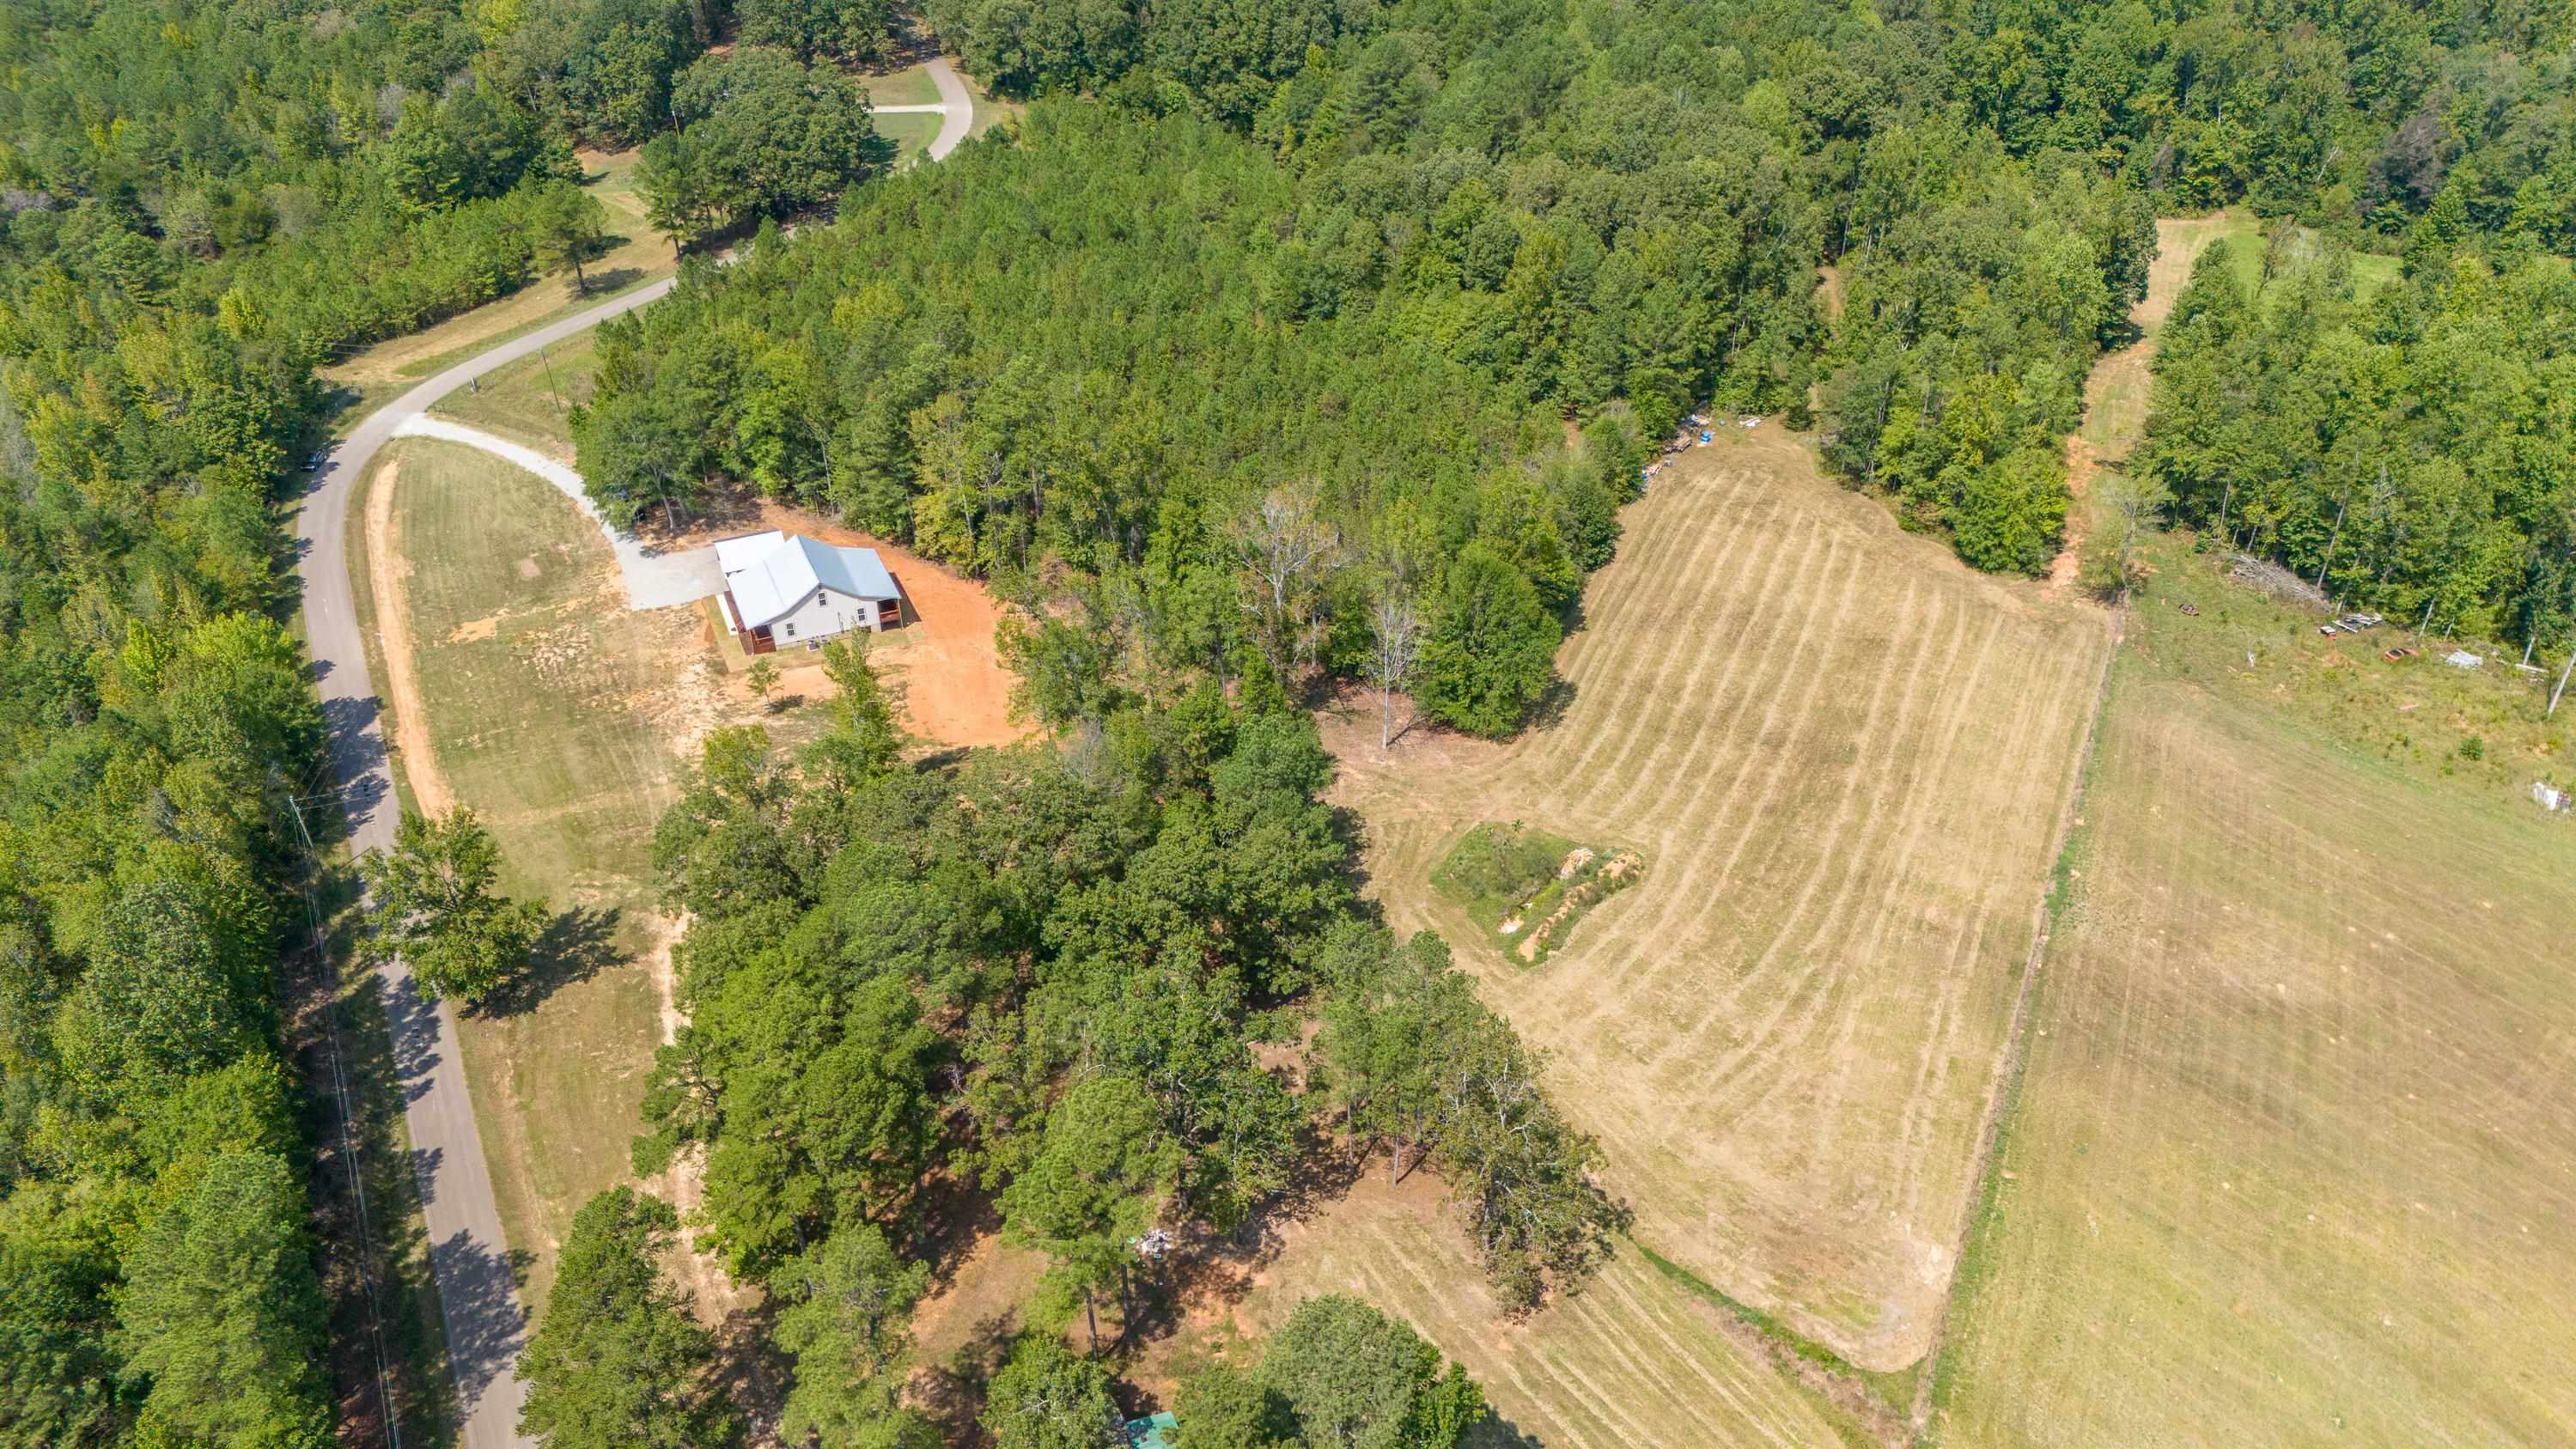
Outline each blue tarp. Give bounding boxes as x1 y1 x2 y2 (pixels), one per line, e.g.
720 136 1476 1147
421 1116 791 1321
1117 1411 1178 1448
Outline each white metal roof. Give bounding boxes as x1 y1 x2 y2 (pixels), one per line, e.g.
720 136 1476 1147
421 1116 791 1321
714 530 899 628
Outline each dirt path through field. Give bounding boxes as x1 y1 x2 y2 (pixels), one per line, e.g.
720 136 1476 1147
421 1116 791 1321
362 459 454 815
2050 214 2247 588
2049 421 2111 588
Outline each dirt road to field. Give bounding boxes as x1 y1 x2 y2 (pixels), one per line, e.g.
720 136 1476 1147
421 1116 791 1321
2051 215 2250 586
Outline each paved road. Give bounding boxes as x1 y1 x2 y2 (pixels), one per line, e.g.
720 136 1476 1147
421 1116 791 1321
925 57 973 159
390 416 723 609
869 63 972 160
296 70 975 1444
295 278 673 1449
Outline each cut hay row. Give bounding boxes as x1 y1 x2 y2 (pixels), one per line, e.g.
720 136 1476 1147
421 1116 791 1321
1233 1174 1854 1448
1333 431 2110 1373
1934 664 2576 1445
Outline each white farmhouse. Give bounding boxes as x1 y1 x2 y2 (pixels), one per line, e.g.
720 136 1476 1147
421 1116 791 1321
714 530 904 654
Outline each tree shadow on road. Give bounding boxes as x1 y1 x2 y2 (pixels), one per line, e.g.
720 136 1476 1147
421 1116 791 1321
426 1229 531 1416
383 971 445 1106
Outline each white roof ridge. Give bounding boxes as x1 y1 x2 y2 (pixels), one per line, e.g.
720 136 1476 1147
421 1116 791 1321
718 530 898 629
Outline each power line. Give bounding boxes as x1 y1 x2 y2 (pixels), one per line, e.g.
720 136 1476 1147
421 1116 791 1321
282 788 404 1449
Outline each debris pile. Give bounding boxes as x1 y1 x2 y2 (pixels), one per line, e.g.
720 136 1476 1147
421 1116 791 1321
1513 849 1646 964
2226 553 2330 606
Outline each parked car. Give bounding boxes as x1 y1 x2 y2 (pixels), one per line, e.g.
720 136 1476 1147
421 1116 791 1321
305 453 325 472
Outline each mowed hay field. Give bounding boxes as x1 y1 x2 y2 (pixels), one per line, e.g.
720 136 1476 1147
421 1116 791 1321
1332 428 2111 1372
364 439 715 1304
1934 663 2576 1446
1231 1173 1859 1448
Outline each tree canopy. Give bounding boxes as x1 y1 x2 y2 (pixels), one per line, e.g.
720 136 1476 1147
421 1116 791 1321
2140 240 2576 654
5 0 2574 1438
363 808 551 1005
636 48 884 248
518 1188 742 1449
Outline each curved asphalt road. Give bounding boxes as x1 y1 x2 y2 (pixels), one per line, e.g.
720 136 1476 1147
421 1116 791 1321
296 68 971 1449
923 58 974 160
297 277 674 1449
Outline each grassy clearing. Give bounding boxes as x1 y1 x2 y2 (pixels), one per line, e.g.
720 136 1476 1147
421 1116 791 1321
371 438 721 1305
859 61 943 107
876 110 942 165
1931 650 2576 1445
320 149 675 391
1430 822 1643 967
1327 427 2110 1373
2127 530 2573 804
1229 1172 1855 1448
953 68 1021 140
428 331 598 455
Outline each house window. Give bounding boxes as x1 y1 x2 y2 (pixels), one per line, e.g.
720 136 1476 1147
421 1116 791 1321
783 622 795 637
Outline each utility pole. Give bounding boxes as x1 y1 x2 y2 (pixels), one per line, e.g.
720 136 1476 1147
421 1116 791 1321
2550 643 2574 719
539 344 564 414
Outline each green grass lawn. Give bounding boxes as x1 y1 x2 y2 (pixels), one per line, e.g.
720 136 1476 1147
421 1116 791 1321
373 437 694 1307
2201 210 2404 310
875 110 941 165
859 61 943 107
428 332 598 454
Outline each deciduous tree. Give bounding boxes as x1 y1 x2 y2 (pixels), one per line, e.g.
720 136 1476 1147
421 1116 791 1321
363 808 550 1005
1256 1294 1484 1449
1414 542 1559 738
775 1226 938 1449
532 180 610 295
1364 562 1423 752
113 1151 332 1449
519 1188 740 1449
981 1336 1117 1449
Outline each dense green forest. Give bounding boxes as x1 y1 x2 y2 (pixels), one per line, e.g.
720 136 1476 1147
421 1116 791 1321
0 0 892 359
2141 240 2576 651
587 0 2576 739
561 650 1613 1442
0 0 875 1440
7 0 2576 1441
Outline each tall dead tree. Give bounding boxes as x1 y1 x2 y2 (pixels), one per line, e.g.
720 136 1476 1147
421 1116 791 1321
1367 564 1424 751
1231 484 1342 682
2314 481 2352 594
